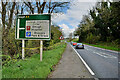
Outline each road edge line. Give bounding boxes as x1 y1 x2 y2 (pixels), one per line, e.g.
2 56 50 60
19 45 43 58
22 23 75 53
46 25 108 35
69 44 95 76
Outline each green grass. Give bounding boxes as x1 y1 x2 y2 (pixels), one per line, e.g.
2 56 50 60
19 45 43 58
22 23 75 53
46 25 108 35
72 38 79 43
83 42 120 51
2 42 66 78
67 38 79 42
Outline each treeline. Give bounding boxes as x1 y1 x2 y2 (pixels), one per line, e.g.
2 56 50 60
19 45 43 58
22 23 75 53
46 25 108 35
0 1 69 63
74 1 120 45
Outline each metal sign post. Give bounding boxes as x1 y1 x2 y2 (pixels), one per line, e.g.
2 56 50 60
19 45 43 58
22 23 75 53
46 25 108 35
22 40 25 60
40 40 43 61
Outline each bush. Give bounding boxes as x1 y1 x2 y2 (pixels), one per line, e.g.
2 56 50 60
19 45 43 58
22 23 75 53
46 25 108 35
112 39 120 46
3 28 22 57
2 25 63 66
86 33 100 44
106 37 114 42
46 42 66 50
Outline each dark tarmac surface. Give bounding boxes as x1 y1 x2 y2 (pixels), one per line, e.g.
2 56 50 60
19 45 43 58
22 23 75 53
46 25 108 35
49 44 94 78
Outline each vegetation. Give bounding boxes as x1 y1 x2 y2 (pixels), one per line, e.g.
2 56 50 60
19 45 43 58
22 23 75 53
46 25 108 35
71 38 119 51
2 42 66 78
1 1 69 65
0 1 69 79
0 27 1 47
74 1 120 50
2 25 63 66
71 38 79 43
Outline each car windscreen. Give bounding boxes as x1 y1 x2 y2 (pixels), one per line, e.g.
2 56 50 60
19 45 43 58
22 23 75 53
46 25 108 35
77 43 82 45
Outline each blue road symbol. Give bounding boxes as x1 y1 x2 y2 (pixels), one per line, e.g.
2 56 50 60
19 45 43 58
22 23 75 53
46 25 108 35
26 32 31 37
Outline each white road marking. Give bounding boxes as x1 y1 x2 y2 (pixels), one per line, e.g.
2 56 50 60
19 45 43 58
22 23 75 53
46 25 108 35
85 45 118 54
101 52 117 58
70 44 95 75
85 47 90 51
93 51 117 58
93 52 105 57
94 78 99 80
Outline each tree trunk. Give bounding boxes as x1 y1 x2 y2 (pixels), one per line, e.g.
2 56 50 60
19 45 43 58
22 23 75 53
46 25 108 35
2 2 7 54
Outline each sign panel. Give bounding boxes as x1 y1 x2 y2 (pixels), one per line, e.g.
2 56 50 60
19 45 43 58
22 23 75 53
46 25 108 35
59 35 64 40
16 14 51 40
26 20 49 38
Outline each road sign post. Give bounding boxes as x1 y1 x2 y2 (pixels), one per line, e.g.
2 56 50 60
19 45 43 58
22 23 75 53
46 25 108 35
59 35 64 42
16 14 51 61
22 40 25 60
40 40 43 61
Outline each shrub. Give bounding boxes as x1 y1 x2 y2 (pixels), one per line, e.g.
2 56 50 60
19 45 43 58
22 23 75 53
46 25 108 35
86 33 100 44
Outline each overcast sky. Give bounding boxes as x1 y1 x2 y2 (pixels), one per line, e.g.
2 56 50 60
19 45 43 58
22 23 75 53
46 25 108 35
52 0 97 38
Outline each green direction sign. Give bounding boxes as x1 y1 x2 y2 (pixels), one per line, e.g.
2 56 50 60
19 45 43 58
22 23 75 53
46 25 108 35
15 14 51 40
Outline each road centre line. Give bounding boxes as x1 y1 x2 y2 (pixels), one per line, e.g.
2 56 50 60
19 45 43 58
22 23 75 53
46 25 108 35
93 51 117 58
70 44 95 75
85 48 89 50
93 52 109 58
85 46 116 58
100 52 117 58
85 45 118 54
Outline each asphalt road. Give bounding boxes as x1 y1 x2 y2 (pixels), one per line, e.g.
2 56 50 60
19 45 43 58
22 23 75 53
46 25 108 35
49 44 93 78
72 44 118 78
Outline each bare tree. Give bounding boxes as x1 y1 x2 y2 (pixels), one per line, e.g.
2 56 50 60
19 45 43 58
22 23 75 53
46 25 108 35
24 1 69 14
47 2 69 13
24 2 35 14
1 2 16 54
2 2 16 37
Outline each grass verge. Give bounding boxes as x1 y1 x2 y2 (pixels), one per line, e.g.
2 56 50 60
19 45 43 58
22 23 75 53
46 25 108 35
71 38 119 51
2 42 66 78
